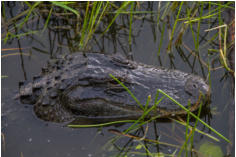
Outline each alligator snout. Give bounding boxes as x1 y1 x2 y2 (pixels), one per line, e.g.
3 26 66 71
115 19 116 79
184 75 210 99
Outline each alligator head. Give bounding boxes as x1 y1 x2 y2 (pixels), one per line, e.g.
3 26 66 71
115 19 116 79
19 53 210 123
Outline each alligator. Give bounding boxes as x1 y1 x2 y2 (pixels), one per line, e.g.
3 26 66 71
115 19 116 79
19 52 210 123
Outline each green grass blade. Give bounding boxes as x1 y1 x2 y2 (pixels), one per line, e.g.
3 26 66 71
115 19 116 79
168 1 183 51
103 2 132 34
156 1 161 26
105 10 157 14
177 102 191 157
123 91 164 134
2 30 39 41
93 2 109 32
185 103 191 155
87 2 98 33
42 7 53 33
51 1 79 16
81 1 99 47
18 1 42 30
196 3 204 50
83 2 108 47
202 1 235 9
1 75 8 79
2 2 5 18
24 1 32 8
68 119 137 128
158 89 230 143
190 101 203 149
144 95 151 111
187 7 197 50
109 73 144 110
171 2 183 40
129 2 134 46
12 30 39 39
157 22 165 56
124 96 165 133
161 2 171 20
110 74 165 133
79 1 90 48
154 90 160 104
184 10 223 24
172 118 219 142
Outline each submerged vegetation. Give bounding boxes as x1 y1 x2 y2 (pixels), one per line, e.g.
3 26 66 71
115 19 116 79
1 1 235 157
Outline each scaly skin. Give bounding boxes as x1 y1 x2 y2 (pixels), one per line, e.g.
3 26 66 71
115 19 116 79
19 53 210 123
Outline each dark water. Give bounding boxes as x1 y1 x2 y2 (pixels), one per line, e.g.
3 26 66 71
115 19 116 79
2 2 235 157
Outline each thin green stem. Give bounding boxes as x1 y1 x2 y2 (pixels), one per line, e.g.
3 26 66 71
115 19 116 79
158 89 230 143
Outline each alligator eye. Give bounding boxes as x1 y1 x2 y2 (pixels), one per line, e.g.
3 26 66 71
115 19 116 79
185 78 199 96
